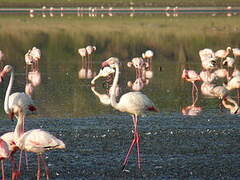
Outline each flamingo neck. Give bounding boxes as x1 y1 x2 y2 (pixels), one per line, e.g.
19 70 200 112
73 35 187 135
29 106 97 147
110 64 120 110
14 112 25 141
4 70 14 114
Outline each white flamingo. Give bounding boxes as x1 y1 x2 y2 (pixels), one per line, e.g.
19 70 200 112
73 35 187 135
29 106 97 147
101 57 159 170
0 138 10 180
0 65 36 123
13 106 65 180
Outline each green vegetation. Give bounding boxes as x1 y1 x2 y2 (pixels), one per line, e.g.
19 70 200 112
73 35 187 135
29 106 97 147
0 0 240 8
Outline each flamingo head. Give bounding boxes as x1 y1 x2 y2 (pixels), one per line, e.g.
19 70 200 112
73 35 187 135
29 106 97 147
181 69 187 79
101 57 119 68
0 65 12 82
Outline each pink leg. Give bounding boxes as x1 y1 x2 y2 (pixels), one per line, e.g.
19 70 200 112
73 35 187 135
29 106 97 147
10 156 17 180
40 154 49 180
25 151 29 170
134 116 141 169
37 155 41 180
1 160 5 180
122 115 140 170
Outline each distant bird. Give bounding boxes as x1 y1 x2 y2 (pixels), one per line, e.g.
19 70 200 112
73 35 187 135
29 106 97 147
215 47 232 65
199 48 215 61
0 65 36 125
78 48 87 62
29 47 41 69
232 48 240 59
101 57 159 169
14 106 65 180
0 50 4 68
182 69 201 100
142 50 154 69
86 45 96 61
0 138 10 180
127 57 145 78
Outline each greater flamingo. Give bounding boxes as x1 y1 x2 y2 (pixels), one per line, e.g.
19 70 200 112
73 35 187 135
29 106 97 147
232 48 240 59
0 138 10 180
199 48 215 61
127 57 145 78
91 66 115 85
0 50 4 68
1 132 20 180
101 57 159 169
222 97 240 114
0 65 36 122
29 47 41 70
182 69 201 101
13 106 65 180
215 47 232 65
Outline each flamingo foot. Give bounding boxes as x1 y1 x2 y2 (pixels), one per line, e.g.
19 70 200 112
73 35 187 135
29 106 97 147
12 170 21 180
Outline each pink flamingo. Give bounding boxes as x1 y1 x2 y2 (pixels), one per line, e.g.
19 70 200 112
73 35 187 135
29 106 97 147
127 57 145 78
25 50 34 73
182 69 201 101
222 97 240 114
13 106 65 180
215 47 232 66
1 132 20 180
101 57 159 170
29 47 41 70
86 45 96 61
199 48 215 61
0 65 36 123
232 48 240 59
0 50 4 68
0 138 10 180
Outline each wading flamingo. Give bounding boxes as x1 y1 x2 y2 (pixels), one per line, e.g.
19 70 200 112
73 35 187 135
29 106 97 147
0 65 36 123
1 132 21 180
215 47 232 65
0 138 10 180
13 106 65 180
232 48 240 59
29 47 41 70
182 69 201 101
101 57 159 170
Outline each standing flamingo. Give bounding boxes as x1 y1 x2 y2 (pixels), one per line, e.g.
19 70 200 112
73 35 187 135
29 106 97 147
215 47 232 66
232 48 240 59
13 106 66 180
182 69 201 101
29 47 41 70
0 138 10 180
101 57 159 169
0 50 4 68
1 132 21 180
0 65 36 122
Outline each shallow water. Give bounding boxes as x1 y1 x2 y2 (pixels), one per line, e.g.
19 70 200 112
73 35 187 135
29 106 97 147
0 14 240 179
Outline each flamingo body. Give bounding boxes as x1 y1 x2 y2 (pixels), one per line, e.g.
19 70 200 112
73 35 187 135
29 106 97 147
16 129 65 154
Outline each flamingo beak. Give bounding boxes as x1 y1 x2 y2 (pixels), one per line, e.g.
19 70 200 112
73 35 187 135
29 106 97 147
101 61 109 67
8 111 14 121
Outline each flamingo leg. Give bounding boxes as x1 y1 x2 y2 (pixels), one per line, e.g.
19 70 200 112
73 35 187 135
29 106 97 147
40 154 49 180
10 156 17 180
37 155 41 180
134 115 141 169
1 160 5 180
122 115 141 170
237 88 240 105
25 151 29 170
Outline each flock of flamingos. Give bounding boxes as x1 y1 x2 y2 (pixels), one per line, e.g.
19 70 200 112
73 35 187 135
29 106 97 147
0 45 240 179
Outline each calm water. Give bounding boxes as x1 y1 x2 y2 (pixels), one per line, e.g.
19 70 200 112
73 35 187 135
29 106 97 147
0 14 240 179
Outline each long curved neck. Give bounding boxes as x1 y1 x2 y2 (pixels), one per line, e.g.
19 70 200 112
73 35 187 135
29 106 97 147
14 111 25 141
4 70 14 114
110 64 120 109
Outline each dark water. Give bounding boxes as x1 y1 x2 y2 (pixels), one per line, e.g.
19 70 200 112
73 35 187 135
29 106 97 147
0 14 240 179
